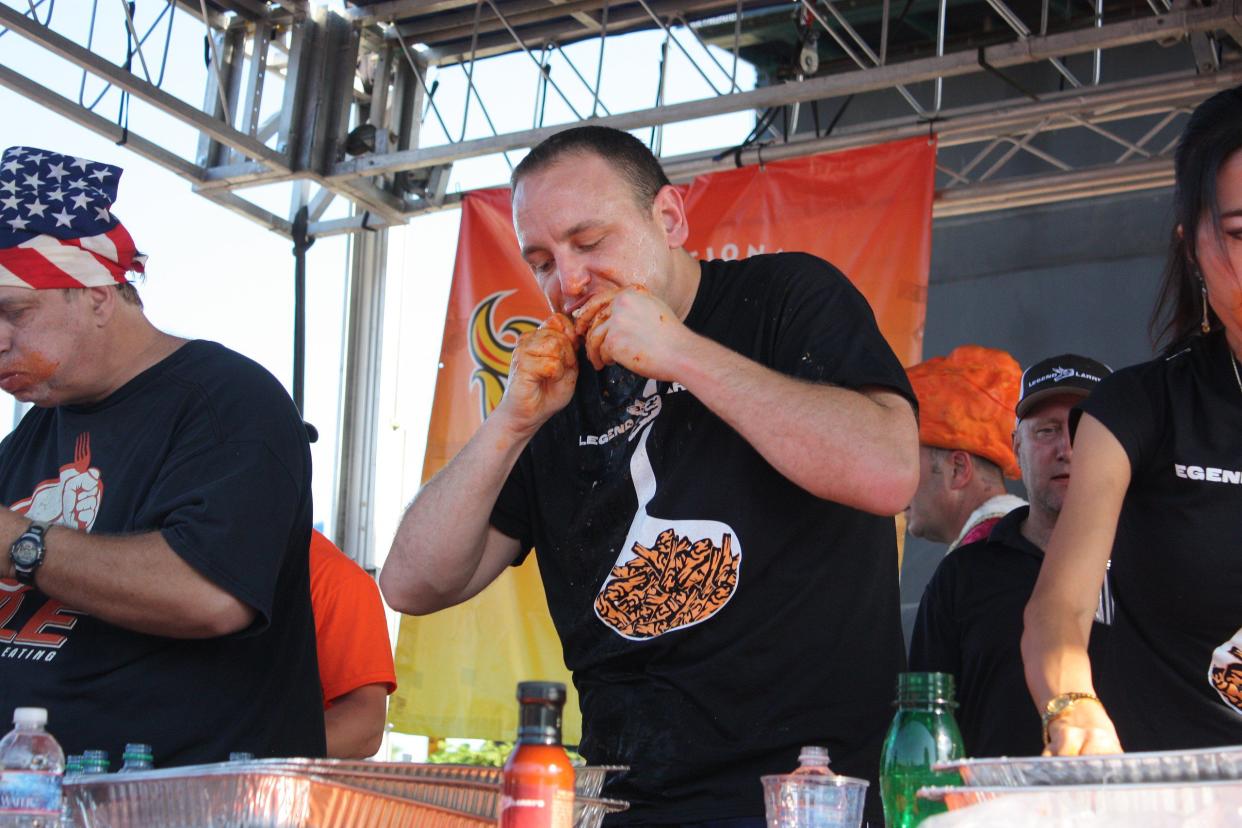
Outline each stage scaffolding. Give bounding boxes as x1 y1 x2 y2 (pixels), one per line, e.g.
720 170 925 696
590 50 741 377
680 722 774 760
2 0 1239 234
1 0 1238 561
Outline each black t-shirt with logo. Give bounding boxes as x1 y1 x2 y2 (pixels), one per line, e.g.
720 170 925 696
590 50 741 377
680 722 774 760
909 507 1112 758
0 340 325 766
492 254 914 824
1077 330 1242 750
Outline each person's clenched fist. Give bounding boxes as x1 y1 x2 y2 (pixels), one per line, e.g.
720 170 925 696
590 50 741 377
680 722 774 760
573 285 692 379
496 313 579 435
1044 699 1123 757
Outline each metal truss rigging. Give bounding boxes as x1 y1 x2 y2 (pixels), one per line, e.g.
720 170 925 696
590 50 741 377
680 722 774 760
0 0 1239 240
2 0 1238 564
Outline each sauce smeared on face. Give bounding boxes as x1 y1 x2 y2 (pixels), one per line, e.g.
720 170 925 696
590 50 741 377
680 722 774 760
0 352 61 396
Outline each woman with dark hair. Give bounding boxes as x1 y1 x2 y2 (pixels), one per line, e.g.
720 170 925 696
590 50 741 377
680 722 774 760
1022 84 1242 756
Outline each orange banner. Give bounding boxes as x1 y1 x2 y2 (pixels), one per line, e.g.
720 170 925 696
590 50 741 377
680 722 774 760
388 136 936 742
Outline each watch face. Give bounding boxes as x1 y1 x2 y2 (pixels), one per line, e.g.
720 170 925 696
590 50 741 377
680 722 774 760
11 538 40 567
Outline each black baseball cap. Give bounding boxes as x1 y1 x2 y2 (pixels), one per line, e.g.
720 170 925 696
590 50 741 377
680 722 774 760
1016 354 1112 419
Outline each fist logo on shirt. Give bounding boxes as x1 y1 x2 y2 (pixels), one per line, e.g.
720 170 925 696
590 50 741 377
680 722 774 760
10 432 104 533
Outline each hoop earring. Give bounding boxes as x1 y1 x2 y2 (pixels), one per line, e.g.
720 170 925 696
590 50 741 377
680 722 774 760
1196 266 1211 334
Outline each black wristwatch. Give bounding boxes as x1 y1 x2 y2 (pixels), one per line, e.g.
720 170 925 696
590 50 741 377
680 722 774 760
10 520 51 585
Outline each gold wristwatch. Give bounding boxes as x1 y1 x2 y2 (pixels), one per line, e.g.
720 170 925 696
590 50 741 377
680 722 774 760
1041 692 1101 746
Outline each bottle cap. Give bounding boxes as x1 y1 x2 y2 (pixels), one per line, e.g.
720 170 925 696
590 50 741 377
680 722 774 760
516 681 567 744
12 707 47 726
82 749 110 773
516 681 567 704
123 743 152 755
894 671 958 706
798 746 831 766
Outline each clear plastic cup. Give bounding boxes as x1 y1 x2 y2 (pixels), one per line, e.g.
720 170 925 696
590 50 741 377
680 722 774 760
761 772 870 828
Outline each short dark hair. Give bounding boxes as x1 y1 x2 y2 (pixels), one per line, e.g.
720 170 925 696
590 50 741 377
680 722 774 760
59 282 142 308
1151 84 1242 351
511 126 672 210
116 281 143 308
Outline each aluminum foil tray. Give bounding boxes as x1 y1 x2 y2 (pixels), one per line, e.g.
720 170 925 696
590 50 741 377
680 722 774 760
237 759 627 800
934 744 1242 787
65 767 492 828
918 778 1242 814
64 763 628 828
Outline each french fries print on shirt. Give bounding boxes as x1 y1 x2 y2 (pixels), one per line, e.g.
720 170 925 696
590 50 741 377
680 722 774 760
593 380 742 640
1210 630 1242 715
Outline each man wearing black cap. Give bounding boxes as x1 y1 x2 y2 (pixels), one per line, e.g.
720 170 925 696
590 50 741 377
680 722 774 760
910 354 1113 757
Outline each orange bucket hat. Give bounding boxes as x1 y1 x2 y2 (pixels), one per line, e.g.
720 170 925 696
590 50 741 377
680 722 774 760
907 345 1022 479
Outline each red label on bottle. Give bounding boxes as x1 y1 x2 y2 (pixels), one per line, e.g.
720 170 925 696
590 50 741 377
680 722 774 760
498 781 573 828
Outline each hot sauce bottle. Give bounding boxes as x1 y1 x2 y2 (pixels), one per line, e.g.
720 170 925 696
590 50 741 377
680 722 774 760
499 681 575 828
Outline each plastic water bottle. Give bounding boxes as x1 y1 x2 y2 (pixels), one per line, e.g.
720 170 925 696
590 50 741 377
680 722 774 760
60 758 81 784
0 707 65 828
117 745 153 773
790 746 836 776
78 753 108 777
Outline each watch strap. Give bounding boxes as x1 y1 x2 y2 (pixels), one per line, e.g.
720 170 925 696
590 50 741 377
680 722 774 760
1041 691 1101 746
11 520 51 585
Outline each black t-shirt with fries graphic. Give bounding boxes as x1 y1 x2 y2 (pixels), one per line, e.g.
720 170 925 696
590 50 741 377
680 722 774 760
492 253 914 824
1076 330 1242 752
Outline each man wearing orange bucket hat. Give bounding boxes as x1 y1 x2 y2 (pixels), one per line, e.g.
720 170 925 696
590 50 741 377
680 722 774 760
909 353 1113 757
904 345 1026 552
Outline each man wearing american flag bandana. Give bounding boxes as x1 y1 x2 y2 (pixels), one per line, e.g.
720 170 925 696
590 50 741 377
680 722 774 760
0 147 146 289
0 146 325 765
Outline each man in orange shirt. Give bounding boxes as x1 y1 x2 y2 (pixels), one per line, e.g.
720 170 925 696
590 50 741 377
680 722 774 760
310 530 397 758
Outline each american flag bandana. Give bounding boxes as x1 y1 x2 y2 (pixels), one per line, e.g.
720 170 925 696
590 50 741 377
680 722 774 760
0 146 146 290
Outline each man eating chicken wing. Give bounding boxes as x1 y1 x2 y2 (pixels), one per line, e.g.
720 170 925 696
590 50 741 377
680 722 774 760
381 126 919 826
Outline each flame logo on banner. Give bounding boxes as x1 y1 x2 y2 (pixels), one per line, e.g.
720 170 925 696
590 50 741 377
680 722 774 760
469 291 540 419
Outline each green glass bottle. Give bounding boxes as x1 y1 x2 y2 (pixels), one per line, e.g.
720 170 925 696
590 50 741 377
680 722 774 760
879 672 965 828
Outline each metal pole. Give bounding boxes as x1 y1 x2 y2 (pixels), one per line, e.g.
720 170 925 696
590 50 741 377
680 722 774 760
731 0 741 88
880 0 890 65
459 0 482 141
334 223 387 567
1093 0 1103 85
934 0 946 112
291 205 315 413
651 34 669 153
591 0 608 118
